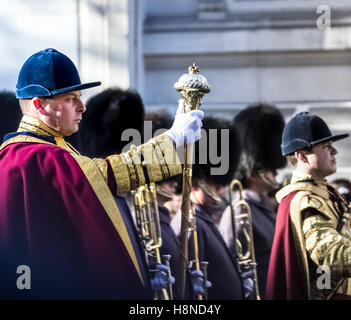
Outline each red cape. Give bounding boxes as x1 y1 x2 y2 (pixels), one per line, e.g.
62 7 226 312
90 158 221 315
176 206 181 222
265 191 307 300
0 142 148 299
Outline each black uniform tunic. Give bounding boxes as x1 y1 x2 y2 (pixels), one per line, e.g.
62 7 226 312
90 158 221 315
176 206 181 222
189 204 244 300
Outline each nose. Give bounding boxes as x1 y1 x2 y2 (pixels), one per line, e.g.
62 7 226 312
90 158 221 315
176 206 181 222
331 145 337 156
76 98 86 114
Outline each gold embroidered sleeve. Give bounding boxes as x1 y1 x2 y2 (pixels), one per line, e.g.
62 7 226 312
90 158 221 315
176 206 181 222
106 134 182 194
303 209 351 277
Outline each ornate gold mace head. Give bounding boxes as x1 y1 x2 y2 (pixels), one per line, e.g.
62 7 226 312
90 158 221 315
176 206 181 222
174 63 211 113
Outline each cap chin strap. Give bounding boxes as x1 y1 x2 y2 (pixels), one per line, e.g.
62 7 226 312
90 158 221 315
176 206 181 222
258 170 278 189
198 179 222 204
156 184 174 201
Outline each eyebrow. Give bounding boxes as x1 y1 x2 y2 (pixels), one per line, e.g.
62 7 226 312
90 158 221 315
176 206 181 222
66 93 82 98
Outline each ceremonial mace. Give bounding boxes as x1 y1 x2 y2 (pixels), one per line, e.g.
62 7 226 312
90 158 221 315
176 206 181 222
174 63 211 299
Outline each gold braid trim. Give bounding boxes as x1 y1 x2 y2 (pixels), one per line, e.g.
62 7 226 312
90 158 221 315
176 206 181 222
276 182 329 204
92 158 108 183
122 152 138 191
128 148 146 188
141 140 163 183
54 136 80 154
70 154 143 284
106 135 181 194
106 155 131 194
151 138 170 179
13 115 80 155
0 135 56 151
142 135 182 183
18 115 64 137
149 139 168 180
289 188 351 299
157 134 182 176
289 191 312 299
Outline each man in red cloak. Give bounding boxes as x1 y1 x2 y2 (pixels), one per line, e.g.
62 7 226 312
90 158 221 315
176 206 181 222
0 48 204 299
265 112 351 300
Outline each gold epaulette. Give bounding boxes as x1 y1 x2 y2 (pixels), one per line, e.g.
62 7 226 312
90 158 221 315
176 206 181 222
276 181 329 204
277 181 340 221
299 194 336 221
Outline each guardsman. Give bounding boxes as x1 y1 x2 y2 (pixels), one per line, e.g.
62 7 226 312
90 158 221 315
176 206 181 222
218 102 286 298
266 112 351 300
188 116 246 299
0 48 203 299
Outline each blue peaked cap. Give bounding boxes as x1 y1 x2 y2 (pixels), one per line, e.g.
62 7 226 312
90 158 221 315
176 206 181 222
281 112 349 156
16 48 101 99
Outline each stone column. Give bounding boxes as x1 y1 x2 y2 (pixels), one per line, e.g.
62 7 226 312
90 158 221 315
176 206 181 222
78 0 145 98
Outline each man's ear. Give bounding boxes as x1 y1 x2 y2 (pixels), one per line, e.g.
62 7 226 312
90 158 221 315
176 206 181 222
32 97 48 115
295 150 308 164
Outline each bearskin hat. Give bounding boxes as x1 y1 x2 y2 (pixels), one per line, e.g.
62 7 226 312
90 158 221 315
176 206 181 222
144 110 173 136
77 88 144 157
192 116 241 186
233 102 286 182
0 90 21 141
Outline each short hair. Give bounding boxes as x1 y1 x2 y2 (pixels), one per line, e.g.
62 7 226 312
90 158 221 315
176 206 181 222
286 154 297 167
19 98 32 113
286 147 312 168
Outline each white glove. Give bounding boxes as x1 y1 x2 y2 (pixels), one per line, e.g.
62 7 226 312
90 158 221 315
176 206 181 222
164 99 204 148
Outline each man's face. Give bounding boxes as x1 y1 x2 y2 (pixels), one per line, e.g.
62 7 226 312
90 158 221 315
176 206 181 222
307 141 338 178
42 90 85 136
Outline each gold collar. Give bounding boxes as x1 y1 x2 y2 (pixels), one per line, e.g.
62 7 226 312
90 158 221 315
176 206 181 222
18 115 63 138
17 115 79 155
276 171 329 203
291 172 327 186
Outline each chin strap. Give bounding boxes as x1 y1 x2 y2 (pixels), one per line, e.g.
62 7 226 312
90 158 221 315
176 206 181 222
257 170 278 189
198 180 222 204
156 184 174 201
